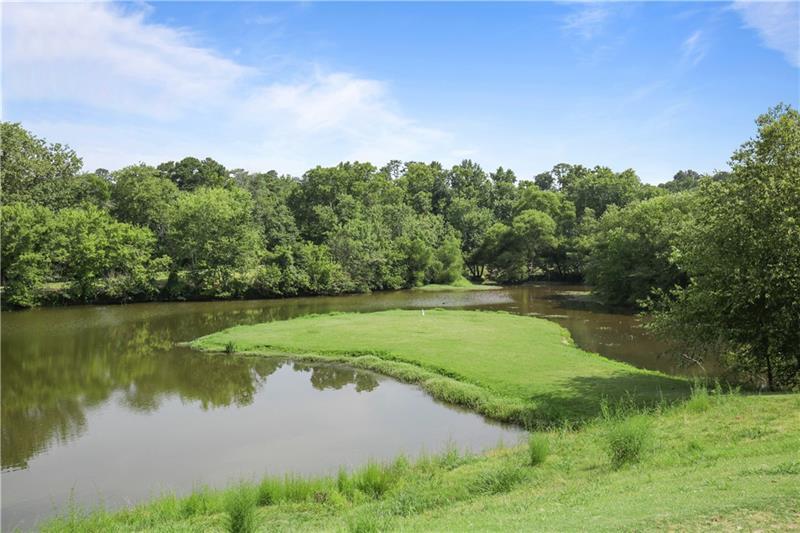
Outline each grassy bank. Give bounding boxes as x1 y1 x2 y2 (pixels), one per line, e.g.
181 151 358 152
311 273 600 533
412 278 500 292
191 310 689 424
43 392 800 532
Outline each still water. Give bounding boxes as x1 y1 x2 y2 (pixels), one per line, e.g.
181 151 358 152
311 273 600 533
1 283 694 530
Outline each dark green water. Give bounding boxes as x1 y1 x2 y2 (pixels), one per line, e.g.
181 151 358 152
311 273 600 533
1 283 695 530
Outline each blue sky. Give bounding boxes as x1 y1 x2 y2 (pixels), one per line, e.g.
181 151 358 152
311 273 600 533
3 2 798 183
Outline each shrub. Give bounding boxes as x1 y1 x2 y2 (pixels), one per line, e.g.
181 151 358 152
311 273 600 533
224 341 236 354
528 434 549 466
605 415 651 469
224 485 256 533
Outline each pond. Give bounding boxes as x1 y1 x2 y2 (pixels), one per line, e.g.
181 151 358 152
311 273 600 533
0 283 699 530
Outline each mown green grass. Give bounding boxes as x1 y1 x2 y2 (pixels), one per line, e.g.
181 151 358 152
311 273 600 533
412 278 500 292
41 392 800 532
191 310 689 423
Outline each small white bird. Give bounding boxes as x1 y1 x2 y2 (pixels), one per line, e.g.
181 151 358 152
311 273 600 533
421 309 425 316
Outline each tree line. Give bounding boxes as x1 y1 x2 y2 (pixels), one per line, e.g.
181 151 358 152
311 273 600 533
1 105 798 388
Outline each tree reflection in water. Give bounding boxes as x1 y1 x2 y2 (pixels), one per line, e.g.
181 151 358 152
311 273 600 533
1 302 382 471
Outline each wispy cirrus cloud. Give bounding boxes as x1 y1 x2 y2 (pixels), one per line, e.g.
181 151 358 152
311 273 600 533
681 30 708 67
1 2 455 174
732 1 799 67
561 4 610 40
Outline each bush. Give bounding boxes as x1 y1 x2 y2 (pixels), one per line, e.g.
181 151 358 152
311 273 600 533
605 415 651 469
224 485 256 533
528 434 549 466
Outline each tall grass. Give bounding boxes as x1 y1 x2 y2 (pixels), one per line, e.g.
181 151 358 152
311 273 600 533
224 484 257 533
528 433 549 466
605 415 651 469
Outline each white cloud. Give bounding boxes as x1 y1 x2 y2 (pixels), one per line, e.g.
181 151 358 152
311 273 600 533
562 4 610 40
732 1 799 67
2 2 456 174
3 2 251 119
681 30 708 67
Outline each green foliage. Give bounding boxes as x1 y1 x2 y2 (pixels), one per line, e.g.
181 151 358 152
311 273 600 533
167 187 262 297
4 104 796 397
1 202 54 307
586 193 696 307
528 433 549 466
50 205 166 301
111 164 179 246
158 156 232 191
0 122 84 208
481 209 557 283
649 104 800 389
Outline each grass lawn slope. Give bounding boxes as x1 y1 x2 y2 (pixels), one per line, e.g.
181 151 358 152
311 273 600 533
191 310 689 424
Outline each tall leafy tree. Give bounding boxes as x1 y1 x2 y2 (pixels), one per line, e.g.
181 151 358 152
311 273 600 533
489 166 518 223
234 170 300 248
49 206 165 301
111 164 179 248
166 187 262 297
649 105 800 389
1 203 55 307
158 156 232 191
586 193 696 307
1 122 83 208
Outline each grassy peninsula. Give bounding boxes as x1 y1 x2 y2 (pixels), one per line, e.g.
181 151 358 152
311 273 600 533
190 310 689 423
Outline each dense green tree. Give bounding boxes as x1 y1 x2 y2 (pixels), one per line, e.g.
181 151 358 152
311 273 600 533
448 159 491 208
659 169 702 192
290 162 400 243
445 196 494 278
586 193 696 307
111 165 179 247
49 206 166 301
514 186 579 278
234 170 300 248
166 187 262 297
489 166 518 223
1 203 55 307
1 122 84 208
397 161 450 215
158 156 232 191
649 105 800 389
566 166 643 217
481 209 557 283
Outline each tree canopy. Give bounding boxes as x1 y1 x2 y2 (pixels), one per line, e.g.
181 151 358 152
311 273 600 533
2 105 797 388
